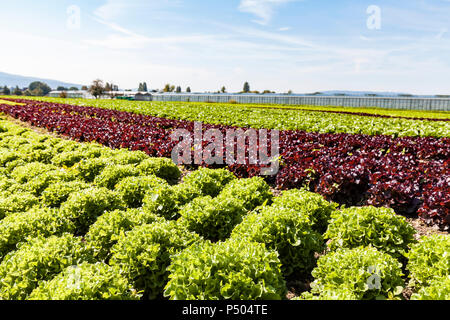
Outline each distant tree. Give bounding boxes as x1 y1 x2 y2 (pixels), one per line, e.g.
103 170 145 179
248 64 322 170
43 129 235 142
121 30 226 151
262 90 272 94
2 86 10 95
28 81 51 96
186 87 191 93
106 83 118 98
69 87 79 91
31 87 44 96
13 86 22 96
81 85 88 91
163 84 170 92
59 91 68 98
89 79 105 99
221 86 226 93
287 90 293 95
139 82 149 92
176 86 182 93
57 86 68 91
243 82 250 93
163 84 176 93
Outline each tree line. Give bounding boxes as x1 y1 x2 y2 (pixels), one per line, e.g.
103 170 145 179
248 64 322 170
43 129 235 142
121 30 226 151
1 79 291 99
0 82 54 97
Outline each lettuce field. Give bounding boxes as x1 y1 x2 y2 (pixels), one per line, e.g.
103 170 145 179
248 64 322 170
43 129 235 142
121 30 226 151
0 96 448 301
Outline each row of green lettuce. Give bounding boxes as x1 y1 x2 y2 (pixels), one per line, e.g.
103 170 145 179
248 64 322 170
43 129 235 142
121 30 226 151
0 118 448 300
5 96 450 120
225 103 450 120
7 96 450 138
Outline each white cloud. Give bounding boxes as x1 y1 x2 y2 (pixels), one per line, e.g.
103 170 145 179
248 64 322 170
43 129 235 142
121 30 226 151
94 0 183 21
94 0 129 21
87 18 218 50
86 18 149 49
238 0 295 25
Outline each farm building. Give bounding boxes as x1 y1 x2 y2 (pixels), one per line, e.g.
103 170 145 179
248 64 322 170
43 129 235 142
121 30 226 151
47 91 450 111
148 94 450 111
49 90 93 99
134 93 153 101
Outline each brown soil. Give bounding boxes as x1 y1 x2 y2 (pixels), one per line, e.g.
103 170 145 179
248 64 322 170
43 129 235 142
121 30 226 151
406 218 448 240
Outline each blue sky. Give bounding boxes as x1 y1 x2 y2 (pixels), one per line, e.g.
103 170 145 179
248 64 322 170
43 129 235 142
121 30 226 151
0 0 449 94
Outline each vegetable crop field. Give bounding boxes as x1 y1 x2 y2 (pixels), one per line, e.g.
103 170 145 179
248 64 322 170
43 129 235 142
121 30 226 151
0 96 448 301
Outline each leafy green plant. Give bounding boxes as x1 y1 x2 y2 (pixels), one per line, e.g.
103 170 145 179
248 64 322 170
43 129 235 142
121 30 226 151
219 176 273 211
179 195 247 241
86 209 163 260
22 169 77 196
51 149 101 167
142 183 202 220
410 276 450 300
16 143 55 163
0 207 75 259
324 206 417 259
271 188 338 233
170 182 204 207
0 150 18 166
72 158 108 182
61 187 124 234
231 206 323 277
11 162 57 183
183 167 236 197
406 235 450 289
41 180 90 207
0 177 15 192
109 220 201 299
0 192 39 220
0 234 94 300
0 168 7 178
4 159 26 173
94 165 139 189
49 138 80 153
115 175 168 208
110 149 148 165
28 262 141 300
137 158 181 184
309 247 405 300
164 239 287 300
297 290 358 300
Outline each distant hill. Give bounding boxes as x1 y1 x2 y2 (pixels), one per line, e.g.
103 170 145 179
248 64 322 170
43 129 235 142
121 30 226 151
0 71 82 90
